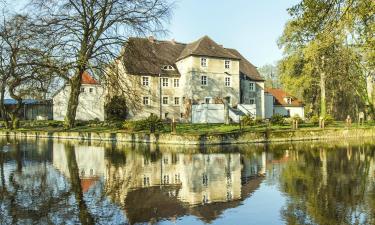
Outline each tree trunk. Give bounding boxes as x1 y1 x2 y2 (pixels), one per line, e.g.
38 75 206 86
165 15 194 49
64 144 94 225
320 57 327 118
64 71 83 128
0 82 10 129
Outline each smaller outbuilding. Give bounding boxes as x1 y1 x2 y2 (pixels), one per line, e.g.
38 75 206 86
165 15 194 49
2 99 53 120
53 72 105 121
265 88 304 119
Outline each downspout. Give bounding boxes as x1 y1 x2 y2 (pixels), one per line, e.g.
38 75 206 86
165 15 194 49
159 73 162 119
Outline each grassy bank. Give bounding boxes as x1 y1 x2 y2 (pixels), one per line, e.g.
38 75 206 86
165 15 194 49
1 120 375 135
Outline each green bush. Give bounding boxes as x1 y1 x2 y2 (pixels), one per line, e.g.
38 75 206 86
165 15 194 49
309 115 333 125
255 118 264 125
291 115 304 124
324 114 334 125
123 114 164 132
105 96 128 121
270 114 285 125
241 115 254 126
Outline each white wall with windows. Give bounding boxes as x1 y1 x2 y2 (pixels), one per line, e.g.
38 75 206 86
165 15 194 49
53 84 105 121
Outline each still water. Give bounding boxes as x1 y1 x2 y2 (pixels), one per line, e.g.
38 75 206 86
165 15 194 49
0 138 374 225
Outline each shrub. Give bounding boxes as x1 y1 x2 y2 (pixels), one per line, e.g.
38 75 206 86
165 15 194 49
270 114 285 125
105 96 128 121
241 115 254 126
255 118 264 125
324 114 334 125
291 115 304 124
309 114 333 125
123 114 164 132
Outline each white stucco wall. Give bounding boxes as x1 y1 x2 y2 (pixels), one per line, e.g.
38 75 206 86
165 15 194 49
53 84 105 121
274 106 305 119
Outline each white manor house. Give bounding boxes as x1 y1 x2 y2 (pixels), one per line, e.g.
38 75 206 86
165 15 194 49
53 36 304 122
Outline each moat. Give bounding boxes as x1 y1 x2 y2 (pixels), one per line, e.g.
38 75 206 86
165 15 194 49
0 138 374 225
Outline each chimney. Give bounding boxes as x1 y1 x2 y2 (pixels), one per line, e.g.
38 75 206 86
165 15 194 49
148 36 155 43
171 38 176 45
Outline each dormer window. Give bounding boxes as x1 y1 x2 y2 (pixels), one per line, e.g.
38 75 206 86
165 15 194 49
286 97 292 104
225 60 230 69
201 58 207 67
162 65 174 70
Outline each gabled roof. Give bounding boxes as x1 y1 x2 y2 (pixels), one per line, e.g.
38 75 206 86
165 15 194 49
265 88 303 107
81 71 99 85
177 36 240 61
122 37 185 77
121 36 264 80
226 48 265 81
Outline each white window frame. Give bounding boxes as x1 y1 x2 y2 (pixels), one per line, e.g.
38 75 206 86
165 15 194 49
89 88 93 93
162 78 169 87
174 97 180 105
162 96 169 105
142 76 150 87
225 76 231 87
249 98 255 105
173 78 179 88
143 96 150 106
249 82 255 92
286 97 292 104
224 60 231 69
201 75 208 86
80 87 85 93
201 57 207 67
204 97 212 104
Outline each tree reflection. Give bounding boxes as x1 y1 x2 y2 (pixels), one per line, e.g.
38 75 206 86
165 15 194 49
279 145 375 225
64 143 95 225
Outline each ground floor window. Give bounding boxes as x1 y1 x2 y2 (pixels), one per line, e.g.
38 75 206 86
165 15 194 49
174 97 180 105
143 96 150 105
205 97 211 104
249 98 255 104
162 96 169 105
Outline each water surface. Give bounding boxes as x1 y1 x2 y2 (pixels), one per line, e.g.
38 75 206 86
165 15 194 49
0 138 374 225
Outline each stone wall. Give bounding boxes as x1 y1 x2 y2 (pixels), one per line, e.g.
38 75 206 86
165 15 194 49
1 127 375 145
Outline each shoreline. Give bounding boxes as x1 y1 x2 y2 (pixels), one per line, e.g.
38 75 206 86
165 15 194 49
1 127 374 145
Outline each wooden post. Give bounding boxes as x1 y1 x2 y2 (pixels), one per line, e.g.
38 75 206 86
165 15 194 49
319 116 325 129
346 115 352 128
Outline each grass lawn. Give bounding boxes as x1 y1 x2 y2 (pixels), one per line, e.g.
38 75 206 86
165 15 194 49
1 120 375 135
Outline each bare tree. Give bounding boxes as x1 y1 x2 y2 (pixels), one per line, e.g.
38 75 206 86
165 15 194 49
0 13 57 129
29 0 173 128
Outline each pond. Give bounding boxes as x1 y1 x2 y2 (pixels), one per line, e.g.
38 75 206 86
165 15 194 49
0 137 374 225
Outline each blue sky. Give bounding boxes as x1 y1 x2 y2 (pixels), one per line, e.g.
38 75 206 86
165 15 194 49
165 0 299 67
8 0 299 66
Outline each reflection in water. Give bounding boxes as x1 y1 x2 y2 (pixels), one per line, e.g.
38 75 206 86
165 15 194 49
0 138 374 225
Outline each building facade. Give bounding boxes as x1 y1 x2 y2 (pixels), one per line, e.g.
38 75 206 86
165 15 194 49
108 36 265 121
53 72 105 121
265 88 305 119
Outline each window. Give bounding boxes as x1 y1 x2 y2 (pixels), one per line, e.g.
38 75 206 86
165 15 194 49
174 97 180 105
162 65 174 70
205 97 211 104
225 96 231 104
173 78 179 87
225 60 230 69
162 96 169 105
249 98 255 104
143 96 150 105
162 78 169 87
89 88 93 93
201 58 207 67
80 87 85 93
142 76 150 86
225 77 231 87
249 82 255 92
201 75 207 86
286 97 292 104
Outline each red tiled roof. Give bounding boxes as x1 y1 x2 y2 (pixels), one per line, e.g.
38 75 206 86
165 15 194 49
80 177 98 193
265 88 303 107
81 71 98 85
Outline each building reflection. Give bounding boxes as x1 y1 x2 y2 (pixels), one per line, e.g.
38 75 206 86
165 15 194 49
51 142 268 223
